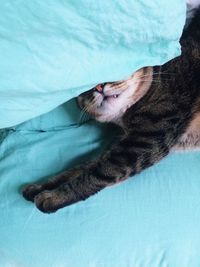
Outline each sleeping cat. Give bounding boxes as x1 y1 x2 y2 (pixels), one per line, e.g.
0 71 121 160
22 9 200 213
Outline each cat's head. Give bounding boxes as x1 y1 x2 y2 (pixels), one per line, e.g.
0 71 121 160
78 67 152 123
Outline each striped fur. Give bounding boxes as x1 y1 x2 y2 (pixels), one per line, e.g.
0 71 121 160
23 10 200 213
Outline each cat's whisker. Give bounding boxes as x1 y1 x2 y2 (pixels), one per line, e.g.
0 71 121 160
79 92 97 124
132 77 172 85
79 102 93 124
128 79 161 86
136 74 153 79
79 110 88 124
137 72 177 81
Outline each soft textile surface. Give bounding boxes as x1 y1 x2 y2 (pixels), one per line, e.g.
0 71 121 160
1 1 196 266
0 100 200 267
0 0 186 128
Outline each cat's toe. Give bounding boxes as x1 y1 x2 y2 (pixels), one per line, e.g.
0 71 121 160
34 191 59 213
22 184 43 202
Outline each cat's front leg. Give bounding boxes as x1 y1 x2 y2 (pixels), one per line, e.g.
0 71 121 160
33 163 109 213
25 138 135 213
24 129 171 213
22 166 91 202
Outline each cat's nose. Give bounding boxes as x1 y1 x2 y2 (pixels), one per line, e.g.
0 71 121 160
94 83 105 94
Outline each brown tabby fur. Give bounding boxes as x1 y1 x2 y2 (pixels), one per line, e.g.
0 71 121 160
23 10 200 213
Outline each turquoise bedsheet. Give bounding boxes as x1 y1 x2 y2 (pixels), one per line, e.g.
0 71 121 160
0 0 185 128
1 100 200 267
1 1 198 267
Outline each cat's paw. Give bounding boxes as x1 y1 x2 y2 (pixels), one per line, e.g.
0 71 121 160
22 184 44 202
34 191 61 213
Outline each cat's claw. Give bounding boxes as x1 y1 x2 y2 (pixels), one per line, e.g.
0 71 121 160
22 184 44 202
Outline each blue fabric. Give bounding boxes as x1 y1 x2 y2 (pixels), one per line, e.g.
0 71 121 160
0 100 200 267
1 1 196 266
0 0 186 128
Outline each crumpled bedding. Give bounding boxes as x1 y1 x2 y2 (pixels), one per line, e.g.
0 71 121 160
0 0 185 128
2 1 199 267
1 100 200 267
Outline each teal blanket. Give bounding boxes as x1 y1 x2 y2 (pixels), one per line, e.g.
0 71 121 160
1 1 198 267
1 100 200 267
0 0 185 128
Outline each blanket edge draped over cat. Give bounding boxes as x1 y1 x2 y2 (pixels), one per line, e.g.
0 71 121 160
0 0 186 129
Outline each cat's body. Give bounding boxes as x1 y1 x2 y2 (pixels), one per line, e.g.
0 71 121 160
23 9 200 213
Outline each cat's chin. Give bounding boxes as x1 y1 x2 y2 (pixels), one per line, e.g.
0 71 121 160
95 114 117 123
96 105 127 124
95 111 124 126
96 101 121 122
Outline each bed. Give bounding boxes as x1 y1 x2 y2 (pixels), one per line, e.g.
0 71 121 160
1 1 200 267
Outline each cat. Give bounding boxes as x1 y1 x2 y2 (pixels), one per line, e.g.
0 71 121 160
22 9 200 213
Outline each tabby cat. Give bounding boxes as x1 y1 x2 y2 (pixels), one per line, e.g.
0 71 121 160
22 10 200 213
